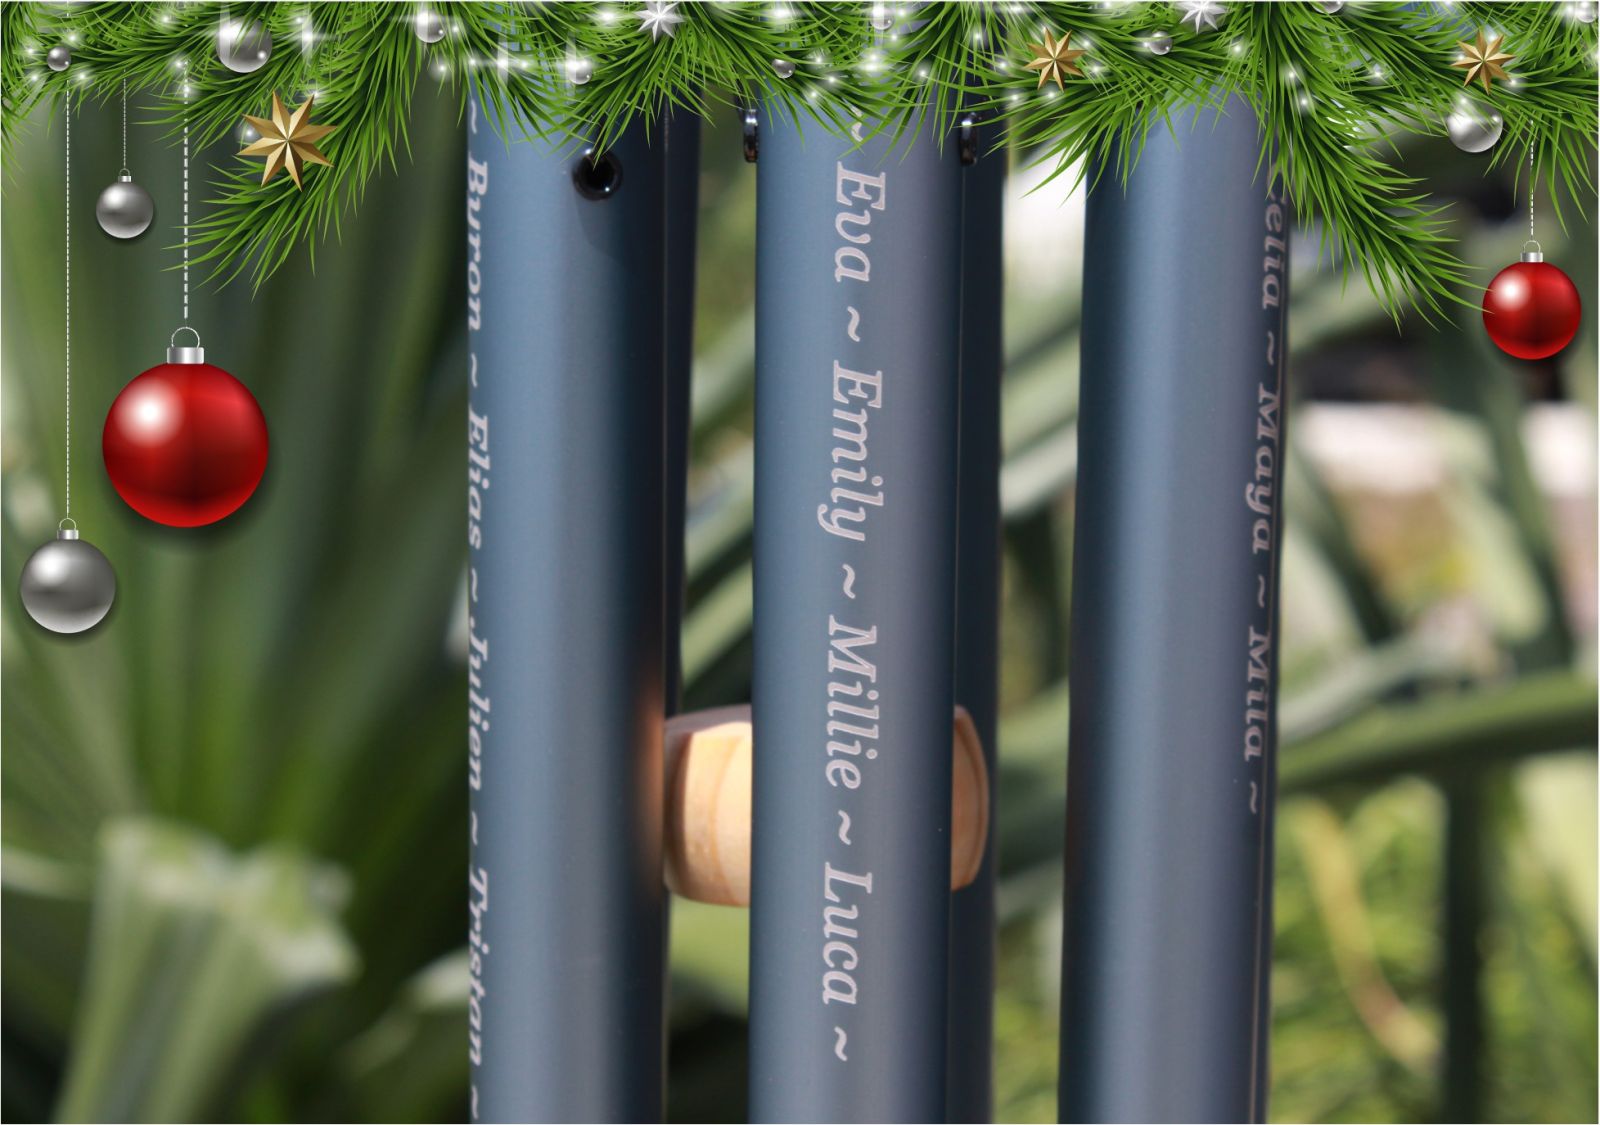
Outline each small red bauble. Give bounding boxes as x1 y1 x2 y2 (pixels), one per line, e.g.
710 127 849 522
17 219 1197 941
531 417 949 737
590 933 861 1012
1481 249 1582 360
102 334 268 527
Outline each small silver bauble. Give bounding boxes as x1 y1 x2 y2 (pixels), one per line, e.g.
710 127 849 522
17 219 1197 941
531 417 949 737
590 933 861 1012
95 172 156 239
414 9 446 44
216 17 272 74
1571 1 1596 23
19 526 116 634
1139 30 1173 55
869 5 894 31
237 118 261 145
566 57 594 85
46 44 71 71
772 58 796 78
1446 98 1503 154
1317 1 1345 12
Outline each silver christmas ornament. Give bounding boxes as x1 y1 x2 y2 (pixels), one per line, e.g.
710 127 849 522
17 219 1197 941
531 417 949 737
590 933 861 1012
216 17 272 74
772 58 796 78
19 525 116 634
869 4 894 31
1446 97 1503 154
1571 1 1597 22
414 9 446 44
565 57 594 85
237 118 261 146
1139 30 1173 55
46 44 71 71
95 172 155 239
1317 1 1345 12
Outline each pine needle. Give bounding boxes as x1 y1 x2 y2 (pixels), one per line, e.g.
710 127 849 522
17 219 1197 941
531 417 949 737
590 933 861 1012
3 1 1593 309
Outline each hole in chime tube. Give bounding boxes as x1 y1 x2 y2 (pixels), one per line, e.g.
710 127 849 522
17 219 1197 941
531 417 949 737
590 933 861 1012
958 112 979 166
742 108 759 163
572 148 623 200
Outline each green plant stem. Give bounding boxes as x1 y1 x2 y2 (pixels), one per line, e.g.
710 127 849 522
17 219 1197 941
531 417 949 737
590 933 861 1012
1441 773 1490 1123
1279 671 1597 795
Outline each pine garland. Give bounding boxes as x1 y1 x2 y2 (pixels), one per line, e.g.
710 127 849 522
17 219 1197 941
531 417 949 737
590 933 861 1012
3 2 1595 313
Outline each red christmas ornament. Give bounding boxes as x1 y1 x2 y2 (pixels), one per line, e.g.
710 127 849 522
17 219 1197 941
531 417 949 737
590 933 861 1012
1481 245 1582 360
102 330 268 527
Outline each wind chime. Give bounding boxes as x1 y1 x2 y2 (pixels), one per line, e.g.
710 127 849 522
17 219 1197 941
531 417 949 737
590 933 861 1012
462 4 1009 1117
13 4 1592 1122
19 21 272 636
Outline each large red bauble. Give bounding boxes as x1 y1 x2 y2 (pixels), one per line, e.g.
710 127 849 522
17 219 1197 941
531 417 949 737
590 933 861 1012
102 360 269 527
1481 258 1582 360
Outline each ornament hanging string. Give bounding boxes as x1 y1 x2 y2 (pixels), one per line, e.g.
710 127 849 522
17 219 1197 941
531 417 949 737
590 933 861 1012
120 77 127 171
182 107 189 325
1528 143 1535 244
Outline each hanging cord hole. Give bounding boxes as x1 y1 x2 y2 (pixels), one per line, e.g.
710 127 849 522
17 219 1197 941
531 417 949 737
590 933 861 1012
958 112 980 166
572 148 623 200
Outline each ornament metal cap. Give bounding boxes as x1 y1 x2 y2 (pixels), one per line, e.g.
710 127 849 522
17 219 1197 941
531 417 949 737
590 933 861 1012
1522 239 1544 263
58 518 79 541
168 326 205 365
117 170 133 183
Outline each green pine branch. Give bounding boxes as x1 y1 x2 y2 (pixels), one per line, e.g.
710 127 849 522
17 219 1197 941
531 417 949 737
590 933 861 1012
2 1 1594 308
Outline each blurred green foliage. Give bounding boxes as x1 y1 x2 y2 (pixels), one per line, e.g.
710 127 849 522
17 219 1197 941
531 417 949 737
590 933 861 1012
4 82 1596 1124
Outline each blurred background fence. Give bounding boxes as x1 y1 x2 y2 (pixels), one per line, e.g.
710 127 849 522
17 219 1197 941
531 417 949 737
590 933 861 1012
3 83 1595 1123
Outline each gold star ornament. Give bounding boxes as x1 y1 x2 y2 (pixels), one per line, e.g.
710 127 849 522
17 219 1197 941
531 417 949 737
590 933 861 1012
1452 31 1515 94
1024 28 1087 90
238 92 336 190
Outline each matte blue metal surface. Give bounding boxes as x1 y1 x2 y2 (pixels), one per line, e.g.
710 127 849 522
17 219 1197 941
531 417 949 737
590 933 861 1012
1059 97 1288 1124
947 137 1006 1125
467 105 668 1123
664 110 702 714
749 110 964 1122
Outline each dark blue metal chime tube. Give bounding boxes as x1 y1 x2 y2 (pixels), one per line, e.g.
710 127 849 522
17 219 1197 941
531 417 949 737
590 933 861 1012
1059 98 1288 1123
748 110 964 1121
947 134 1006 1125
466 106 669 1123
665 110 703 712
